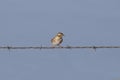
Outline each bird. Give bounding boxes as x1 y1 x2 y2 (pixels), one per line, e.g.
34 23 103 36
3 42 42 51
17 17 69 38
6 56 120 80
51 32 64 47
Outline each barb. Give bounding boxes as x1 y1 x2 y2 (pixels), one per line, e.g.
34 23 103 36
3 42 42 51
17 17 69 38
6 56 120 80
0 46 120 50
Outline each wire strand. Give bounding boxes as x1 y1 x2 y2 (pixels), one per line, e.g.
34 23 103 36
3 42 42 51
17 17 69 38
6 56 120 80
0 46 120 50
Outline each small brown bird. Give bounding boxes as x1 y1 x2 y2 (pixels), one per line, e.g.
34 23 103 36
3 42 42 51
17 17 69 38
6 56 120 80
51 32 64 47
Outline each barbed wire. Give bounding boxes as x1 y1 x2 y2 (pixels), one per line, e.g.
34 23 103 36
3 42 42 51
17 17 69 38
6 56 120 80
0 46 120 50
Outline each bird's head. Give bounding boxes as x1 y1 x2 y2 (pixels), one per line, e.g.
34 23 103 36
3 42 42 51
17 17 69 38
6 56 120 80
57 32 64 37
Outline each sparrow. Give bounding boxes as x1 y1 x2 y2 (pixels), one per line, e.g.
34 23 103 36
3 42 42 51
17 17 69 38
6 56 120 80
51 32 64 47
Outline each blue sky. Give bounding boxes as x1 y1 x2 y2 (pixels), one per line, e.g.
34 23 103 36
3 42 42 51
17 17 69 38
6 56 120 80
0 0 120 80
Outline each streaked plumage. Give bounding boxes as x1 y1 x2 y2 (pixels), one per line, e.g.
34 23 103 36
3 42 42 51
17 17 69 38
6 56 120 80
51 32 64 47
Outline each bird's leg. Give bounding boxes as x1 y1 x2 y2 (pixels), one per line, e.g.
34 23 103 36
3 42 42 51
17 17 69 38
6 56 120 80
51 45 56 48
58 45 63 48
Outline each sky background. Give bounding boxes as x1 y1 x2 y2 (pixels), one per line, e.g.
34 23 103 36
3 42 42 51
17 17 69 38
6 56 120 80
0 0 120 80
